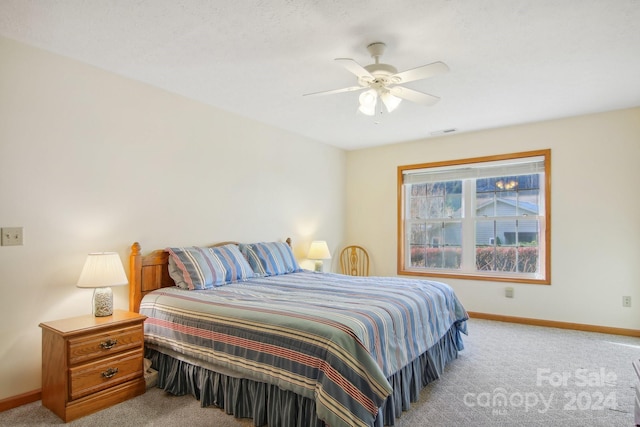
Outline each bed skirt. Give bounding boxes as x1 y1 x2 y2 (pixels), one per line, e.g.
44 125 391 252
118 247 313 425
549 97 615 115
146 322 465 427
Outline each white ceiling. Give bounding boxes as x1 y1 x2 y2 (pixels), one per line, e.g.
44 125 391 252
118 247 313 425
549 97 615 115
1 0 639 150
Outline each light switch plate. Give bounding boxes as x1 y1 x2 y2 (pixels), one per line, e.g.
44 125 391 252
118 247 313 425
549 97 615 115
1 227 23 246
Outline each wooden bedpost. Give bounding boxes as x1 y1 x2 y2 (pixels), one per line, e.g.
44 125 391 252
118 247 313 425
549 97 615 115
286 237 292 247
129 242 142 313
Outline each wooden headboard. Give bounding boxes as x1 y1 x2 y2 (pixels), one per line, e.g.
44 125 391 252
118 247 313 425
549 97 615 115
129 242 171 313
128 238 292 313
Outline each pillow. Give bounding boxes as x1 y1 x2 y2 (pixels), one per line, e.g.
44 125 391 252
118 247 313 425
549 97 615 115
209 244 255 284
166 246 222 290
240 241 301 277
166 244 254 290
168 255 192 289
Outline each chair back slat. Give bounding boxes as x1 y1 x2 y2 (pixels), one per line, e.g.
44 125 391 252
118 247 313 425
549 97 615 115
339 245 370 276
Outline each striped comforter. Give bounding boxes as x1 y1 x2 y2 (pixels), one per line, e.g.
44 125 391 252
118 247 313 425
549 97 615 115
140 271 468 427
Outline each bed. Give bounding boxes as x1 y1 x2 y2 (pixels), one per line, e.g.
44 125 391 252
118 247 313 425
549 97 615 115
129 239 468 427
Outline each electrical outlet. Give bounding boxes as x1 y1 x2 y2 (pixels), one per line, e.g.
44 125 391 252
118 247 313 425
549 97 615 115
505 287 514 298
1 227 23 246
622 296 631 307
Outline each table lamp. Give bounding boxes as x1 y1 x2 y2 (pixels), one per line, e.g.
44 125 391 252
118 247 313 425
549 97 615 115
76 252 128 317
307 240 331 272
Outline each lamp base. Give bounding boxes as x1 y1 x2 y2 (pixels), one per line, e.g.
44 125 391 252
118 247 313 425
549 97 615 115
93 287 113 317
314 260 324 273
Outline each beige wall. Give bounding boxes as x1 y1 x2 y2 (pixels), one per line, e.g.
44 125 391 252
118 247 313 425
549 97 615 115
0 37 346 399
346 107 640 330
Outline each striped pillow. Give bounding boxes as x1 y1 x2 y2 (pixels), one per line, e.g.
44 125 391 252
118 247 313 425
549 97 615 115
240 242 301 277
166 245 254 290
168 255 194 289
210 244 255 284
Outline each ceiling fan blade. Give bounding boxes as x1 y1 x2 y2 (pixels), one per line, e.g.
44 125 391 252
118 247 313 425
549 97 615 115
303 85 366 97
392 61 449 84
335 58 374 80
389 86 440 106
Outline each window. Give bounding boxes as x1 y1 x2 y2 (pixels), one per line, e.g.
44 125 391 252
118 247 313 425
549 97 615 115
398 150 550 284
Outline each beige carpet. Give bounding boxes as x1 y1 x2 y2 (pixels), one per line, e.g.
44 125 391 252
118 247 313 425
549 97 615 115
1 318 638 426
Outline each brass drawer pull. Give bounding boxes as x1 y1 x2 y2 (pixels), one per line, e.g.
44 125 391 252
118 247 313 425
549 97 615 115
101 367 119 379
100 339 118 350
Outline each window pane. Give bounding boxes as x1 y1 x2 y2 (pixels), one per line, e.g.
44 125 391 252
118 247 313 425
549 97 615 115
444 222 463 247
476 220 517 272
516 174 539 190
427 223 441 248
495 177 519 191
518 189 539 215
446 194 462 218
476 246 517 272
409 223 427 267
412 183 427 196
427 246 462 269
476 192 495 217
517 219 539 245
410 245 427 267
475 219 497 247
427 182 445 196
516 219 539 273
475 219 540 273
410 196 427 219
518 246 539 273
408 181 462 220
497 191 517 216
410 223 427 245
425 222 462 269
497 219 518 245
477 174 540 218
427 196 444 218
445 181 463 219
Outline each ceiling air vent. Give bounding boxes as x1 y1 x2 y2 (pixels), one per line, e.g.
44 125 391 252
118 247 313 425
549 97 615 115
430 128 457 136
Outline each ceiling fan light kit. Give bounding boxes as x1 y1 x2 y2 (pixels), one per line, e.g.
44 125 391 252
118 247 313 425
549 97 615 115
304 42 449 116
358 89 402 117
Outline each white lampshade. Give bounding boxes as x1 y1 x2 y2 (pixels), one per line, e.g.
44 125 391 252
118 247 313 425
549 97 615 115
77 252 128 317
307 241 331 260
307 241 331 273
358 89 378 116
381 91 402 113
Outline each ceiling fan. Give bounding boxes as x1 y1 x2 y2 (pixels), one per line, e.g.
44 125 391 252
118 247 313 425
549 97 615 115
304 42 449 116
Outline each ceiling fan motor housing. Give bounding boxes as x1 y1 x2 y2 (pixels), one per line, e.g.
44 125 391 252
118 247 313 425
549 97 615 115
361 63 400 88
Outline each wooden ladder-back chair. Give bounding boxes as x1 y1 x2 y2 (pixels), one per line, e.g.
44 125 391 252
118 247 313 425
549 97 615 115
340 245 370 276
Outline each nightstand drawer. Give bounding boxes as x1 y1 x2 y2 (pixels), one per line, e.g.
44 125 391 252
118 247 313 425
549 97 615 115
68 325 143 365
69 348 144 400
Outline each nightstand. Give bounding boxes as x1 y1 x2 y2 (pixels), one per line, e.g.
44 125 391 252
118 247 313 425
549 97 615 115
39 310 147 422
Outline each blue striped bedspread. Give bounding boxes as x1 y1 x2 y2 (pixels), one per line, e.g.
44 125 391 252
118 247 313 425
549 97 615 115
140 270 468 427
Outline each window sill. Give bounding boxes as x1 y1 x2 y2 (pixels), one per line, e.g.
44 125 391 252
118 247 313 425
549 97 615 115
398 268 550 285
